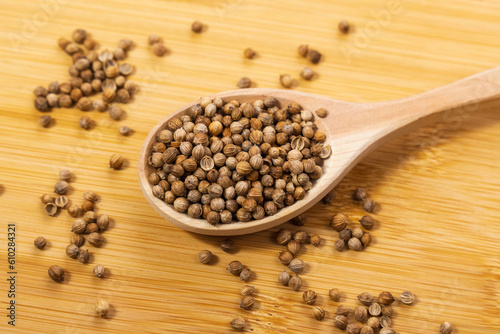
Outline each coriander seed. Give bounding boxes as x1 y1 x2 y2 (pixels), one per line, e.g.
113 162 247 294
227 260 243 275
191 21 203 33
302 290 317 305
78 249 90 263
109 154 124 169
72 219 87 234
72 28 86 43
278 251 293 265
298 44 308 57
316 108 328 118
291 213 307 226
288 275 302 291
85 223 99 234
94 264 105 278
379 291 395 305
55 195 69 208
240 296 254 310
380 329 396 334
119 126 131 136
369 303 381 316
329 288 341 301
39 115 52 128
276 229 292 244
40 194 55 204
362 198 376 212
34 237 47 249
54 181 69 194
68 204 80 217
338 20 351 34
300 67 314 80
354 187 367 200
336 305 352 316
241 285 254 296
240 268 252 282
35 97 49 112
148 34 161 45
357 292 374 306
312 306 325 320
354 306 368 322
400 291 415 305
367 317 380 329
330 213 348 231
310 234 321 246
380 316 392 328
347 324 360 334
79 116 93 130
152 42 167 57
198 250 213 264
289 258 304 273
333 315 348 330
307 49 322 64
87 232 104 247
440 322 453 334
334 239 345 251
48 265 64 282
287 240 300 254
66 244 79 259
220 238 234 253
59 169 72 181
381 305 393 317
70 234 85 247
359 215 375 229
243 48 256 59
361 232 372 247
293 231 309 243
230 317 246 331
44 203 58 216
339 228 352 241
352 227 364 239
348 238 363 251
278 270 290 286
95 298 110 317
237 77 252 89
360 327 374 334
280 74 293 88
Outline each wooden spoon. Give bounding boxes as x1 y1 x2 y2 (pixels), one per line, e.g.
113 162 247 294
139 68 500 236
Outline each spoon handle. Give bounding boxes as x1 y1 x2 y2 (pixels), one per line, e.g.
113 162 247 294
362 66 500 148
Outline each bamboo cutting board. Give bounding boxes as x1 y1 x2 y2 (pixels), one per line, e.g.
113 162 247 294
1 0 500 333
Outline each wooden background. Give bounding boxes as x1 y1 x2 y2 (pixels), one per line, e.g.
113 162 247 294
1 0 500 333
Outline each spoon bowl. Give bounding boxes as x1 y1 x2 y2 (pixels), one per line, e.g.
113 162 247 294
139 68 500 235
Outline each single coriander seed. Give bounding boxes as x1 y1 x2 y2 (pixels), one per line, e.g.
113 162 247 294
66 244 79 259
288 275 302 291
119 125 131 136
87 232 104 247
78 249 90 263
241 285 254 296
227 260 244 275
354 306 368 323
39 115 52 128
59 169 72 181
379 291 395 305
316 108 328 118
34 237 47 249
380 315 392 328
230 317 246 331
310 234 321 246
237 77 252 89
302 290 317 305
198 250 213 264
70 234 85 247
329 288 341 301
191 21 203 33
362 197 376 212
280 74 293 88
347 324 360 334
54 181 69 194
333 315 348 330
243 48 256 59
440 322 453 334
220 238 234 253
357 292 374 306
338 20 351 34
44 203 58 216
95 298 110 317
312 306 325 320
359 215 375 229
48 265 64 282
93 264 105 278
400 291 415 305
336 305 352 316
278 270 290 286
109 154 124 169
289 258 305 273
300 67 314 80
240 296 254 310
240 268 252 282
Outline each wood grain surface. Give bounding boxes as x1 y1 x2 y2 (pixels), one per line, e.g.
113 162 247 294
1 0 500 333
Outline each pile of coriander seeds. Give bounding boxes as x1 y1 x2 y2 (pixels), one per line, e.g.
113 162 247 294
147 96 332 224
34 28 137 130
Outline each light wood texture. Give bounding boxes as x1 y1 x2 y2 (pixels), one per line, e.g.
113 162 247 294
140 67 500 235
1 0 500 333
